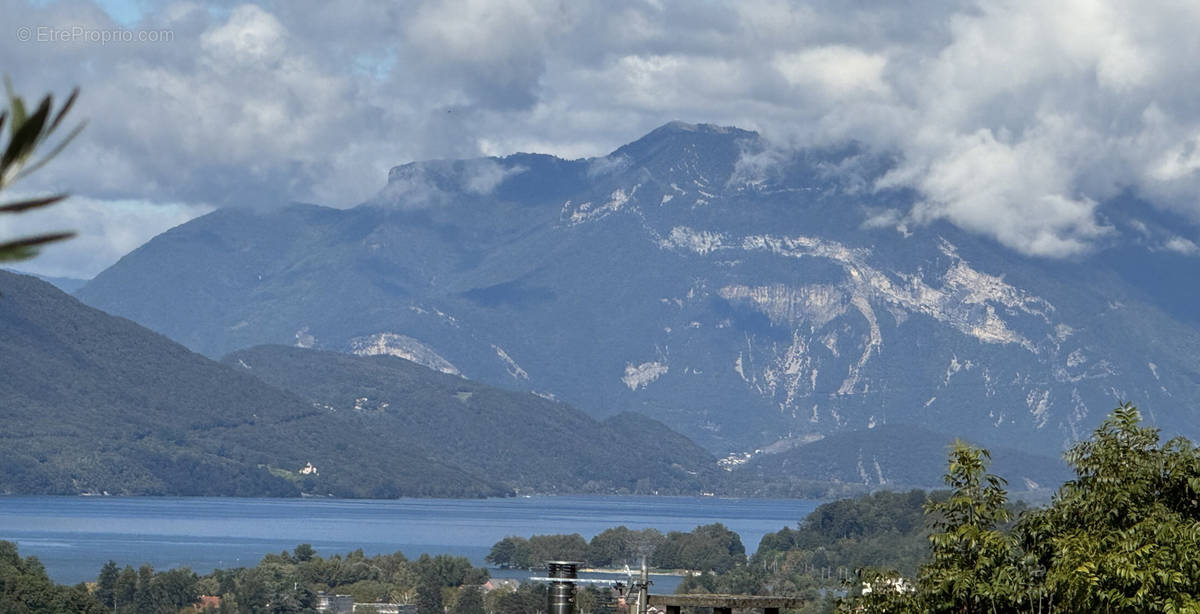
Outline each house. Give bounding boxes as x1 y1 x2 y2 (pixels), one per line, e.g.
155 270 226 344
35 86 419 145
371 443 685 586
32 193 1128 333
482 578 520 592
196 595 221 611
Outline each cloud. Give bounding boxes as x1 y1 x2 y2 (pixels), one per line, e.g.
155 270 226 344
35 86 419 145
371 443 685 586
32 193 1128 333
773 46 889 99
1162 236 1200 256
0 195 213 279
899 125 1114 258
5 0 1200 274
586 154 631 178
374 158 525 207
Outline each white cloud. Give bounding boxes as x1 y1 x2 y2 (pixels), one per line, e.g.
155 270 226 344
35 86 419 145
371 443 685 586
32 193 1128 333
773 46 889 98
901 124 1113 258
375 158 525 207
200 4 288 64
1163 236 1200 256
5 0 1200 274
0 196 212 279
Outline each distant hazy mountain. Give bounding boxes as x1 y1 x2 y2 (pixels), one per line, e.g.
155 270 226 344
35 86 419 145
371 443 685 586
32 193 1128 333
737 424 1071 494
222 345 720 494
77 122 1200 466
0 271 716 497
0 270 89 293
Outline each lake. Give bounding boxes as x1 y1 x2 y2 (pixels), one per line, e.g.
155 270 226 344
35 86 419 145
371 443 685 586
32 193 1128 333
0 495 818 586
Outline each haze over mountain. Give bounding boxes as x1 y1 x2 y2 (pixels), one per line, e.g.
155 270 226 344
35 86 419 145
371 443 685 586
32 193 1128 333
222 344 720 494
740 424 1072 494
0 271 715 497
77 122 1200 468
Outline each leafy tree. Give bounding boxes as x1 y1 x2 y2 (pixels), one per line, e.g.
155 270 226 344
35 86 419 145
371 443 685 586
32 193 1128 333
838 404 1200 613
652 524 745 573
1020 403 1200 612
153 567 200 613
574 586 607 614
487 537 533 569
114 565 138 613
586 527 664 568
135 564 156 613
416 576 443 614
292 545 316 563
415 554 487 588
453 585 484 614
917 442 1024 614
492 583 546 614
753 489 935 592
528 534 589 566
0 540 104 613
0 78 82 262
97 560 119 609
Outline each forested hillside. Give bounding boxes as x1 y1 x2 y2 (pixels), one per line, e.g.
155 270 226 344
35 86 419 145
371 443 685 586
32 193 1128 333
740 424 1071 493
222 345 722 494
0 271 721 497
0 271 502 497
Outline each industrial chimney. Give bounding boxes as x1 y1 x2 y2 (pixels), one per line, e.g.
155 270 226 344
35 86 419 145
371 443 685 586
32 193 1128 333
546 561 582 614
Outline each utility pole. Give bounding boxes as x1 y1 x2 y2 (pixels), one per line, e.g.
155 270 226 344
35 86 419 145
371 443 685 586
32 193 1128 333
633 559 651 614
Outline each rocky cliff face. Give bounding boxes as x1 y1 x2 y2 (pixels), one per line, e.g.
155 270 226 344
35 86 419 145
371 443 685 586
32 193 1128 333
77 122 1200 457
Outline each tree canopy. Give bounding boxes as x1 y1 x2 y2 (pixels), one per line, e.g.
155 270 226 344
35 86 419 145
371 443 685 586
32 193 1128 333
844 403 1200 613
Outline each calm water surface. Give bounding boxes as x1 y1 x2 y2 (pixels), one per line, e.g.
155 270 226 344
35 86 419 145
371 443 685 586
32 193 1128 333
0 495 818 585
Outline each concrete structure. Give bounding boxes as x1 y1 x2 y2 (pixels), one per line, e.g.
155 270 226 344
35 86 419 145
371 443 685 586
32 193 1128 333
351 603 415 614
315 592 354 614
647 593 807 614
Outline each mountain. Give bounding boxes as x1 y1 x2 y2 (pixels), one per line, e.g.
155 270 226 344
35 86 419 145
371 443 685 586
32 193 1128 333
0 270 498 497
735 424 1071 493
0 269 89 293
0 271 715 497
30 273 90 293
76 122 1200 460
221 345 720 494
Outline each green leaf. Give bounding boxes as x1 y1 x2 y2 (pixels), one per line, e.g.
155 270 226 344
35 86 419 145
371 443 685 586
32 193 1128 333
0 193 66 214
1 95 51 172
6 81 27 130
0 231 75 262
14 122 85 181
46 88 79 136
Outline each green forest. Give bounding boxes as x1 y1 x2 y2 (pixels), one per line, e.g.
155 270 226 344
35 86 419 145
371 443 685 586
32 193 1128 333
485 523 746 573
669 404 1200 613
4 404 1200 613
490 404 1200 613
1 542 505 614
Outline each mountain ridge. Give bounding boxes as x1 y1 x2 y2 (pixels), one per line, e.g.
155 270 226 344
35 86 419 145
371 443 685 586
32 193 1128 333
0 270 721 497
74 122 1200 459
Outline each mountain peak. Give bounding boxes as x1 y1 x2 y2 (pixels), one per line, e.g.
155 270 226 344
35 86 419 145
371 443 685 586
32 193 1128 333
624 121 757 149
599 121 759 187
660 120 746 133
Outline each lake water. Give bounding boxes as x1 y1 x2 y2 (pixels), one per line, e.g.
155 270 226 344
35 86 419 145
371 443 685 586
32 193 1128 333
0 495 818 586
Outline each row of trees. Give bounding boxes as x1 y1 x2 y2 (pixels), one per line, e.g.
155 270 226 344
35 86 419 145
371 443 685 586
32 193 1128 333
485 523 746 573
0 541 504 614
0 541 104 613
94 562 199 614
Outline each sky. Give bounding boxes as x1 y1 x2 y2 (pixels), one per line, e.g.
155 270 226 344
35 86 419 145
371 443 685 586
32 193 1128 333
4 0 1200 278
